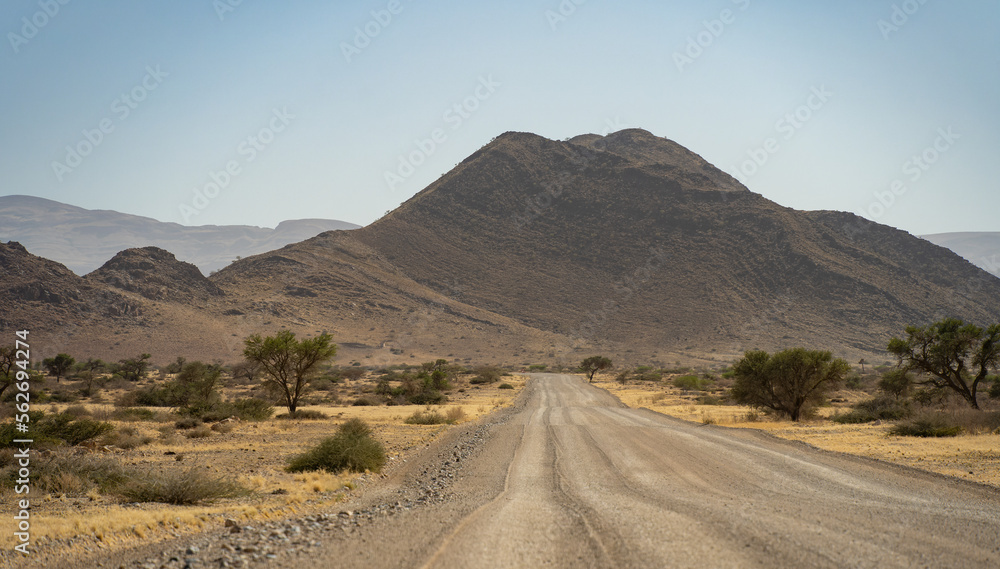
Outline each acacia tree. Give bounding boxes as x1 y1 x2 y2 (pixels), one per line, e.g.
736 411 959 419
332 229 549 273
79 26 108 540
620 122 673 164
0 346 15 399
731 348 850 421
580 356 612 383
887 318 1000 409
243 331 337 414
43 353 75 383
116 353 152 382
76 358 106 397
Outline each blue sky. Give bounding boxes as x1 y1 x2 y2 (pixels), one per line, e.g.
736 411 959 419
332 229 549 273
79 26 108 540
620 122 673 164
1 0 998 235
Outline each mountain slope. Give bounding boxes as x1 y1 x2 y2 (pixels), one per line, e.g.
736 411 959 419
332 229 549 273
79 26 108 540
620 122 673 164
0 195 359 275
341 129 1000 356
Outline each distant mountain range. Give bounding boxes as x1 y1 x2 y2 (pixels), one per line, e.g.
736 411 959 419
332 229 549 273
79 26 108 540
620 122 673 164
0 195 359 275
2 130 999 367
921 232 1000 276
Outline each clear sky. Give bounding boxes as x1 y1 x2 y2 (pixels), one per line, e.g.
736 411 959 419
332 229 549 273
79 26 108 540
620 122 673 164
2 0 997 235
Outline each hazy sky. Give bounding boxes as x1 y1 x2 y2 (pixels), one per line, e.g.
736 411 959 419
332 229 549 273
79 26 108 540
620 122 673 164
2 1 997 235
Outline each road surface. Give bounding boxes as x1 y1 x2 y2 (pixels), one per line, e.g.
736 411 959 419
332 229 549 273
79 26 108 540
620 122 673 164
94 373 1000 569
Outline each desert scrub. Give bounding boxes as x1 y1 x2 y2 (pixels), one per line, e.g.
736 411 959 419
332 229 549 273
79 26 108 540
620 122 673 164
832 396 911 424
286 418 386 474
101 425 154 449
498 383 514 390
0 411 113 448
119 467 249 505
673 374 709 391
0 453 130 496
276 409 328 420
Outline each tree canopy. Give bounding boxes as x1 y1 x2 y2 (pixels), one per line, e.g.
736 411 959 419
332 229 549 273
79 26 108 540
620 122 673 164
580 356 612 383
731 348 850 421
887 318 1000 409
243 331 337 414
43 353 75 383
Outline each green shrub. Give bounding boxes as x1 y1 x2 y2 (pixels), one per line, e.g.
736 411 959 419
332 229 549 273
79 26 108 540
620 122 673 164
174 417 202 430
498 383 514 390
286 418 386 474
405 410 447 425
101 425 154 449
352 397 379 406
673 374 708 391
832 396 911 424
697 394 725 405
184 425 213 438
119 467 249 505
1 453 131 495
40 413 114 446
232 398 274 421
989 377 1000 400
276 409 328 420
889 419 962 437
111 408 161 422
471 366 501 384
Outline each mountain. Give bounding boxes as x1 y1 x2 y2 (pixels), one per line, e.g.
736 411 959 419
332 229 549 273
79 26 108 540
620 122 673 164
3 129 999 367
921 232 1000 276
0 195 360 275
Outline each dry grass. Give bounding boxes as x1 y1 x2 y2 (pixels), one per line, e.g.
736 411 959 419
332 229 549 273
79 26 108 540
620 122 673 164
592 374 1000 488
0 373 527 557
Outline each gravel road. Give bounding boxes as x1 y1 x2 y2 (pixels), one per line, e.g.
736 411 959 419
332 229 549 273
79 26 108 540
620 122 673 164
62 374 1000 568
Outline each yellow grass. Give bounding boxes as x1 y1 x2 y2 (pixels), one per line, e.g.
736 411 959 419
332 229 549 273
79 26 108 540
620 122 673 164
593 376 1000 488
0 373 527 556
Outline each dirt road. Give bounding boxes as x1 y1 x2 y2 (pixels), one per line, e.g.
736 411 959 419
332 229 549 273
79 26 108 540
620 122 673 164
84 374 1000 569
260 374 998 568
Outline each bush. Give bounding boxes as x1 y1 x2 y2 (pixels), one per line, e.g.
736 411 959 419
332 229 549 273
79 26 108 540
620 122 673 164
673 375 708 391
102 425 154 449
405 410 447 425
286 418 386 474
471 366 501 385
233 398 274 421
352 397 379 406
889 419 962 438
119 467 249 505
111 408 162 422
1 453 130 495
832 396 911 424
277 409 328 420
40 413 114 446
498 383 514 390
184 425 213 438
989 377 1000 400
174 417 202 430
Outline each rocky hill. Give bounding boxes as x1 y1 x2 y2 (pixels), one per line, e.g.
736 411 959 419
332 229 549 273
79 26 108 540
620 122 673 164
3 130 999 367
86 247 225 303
